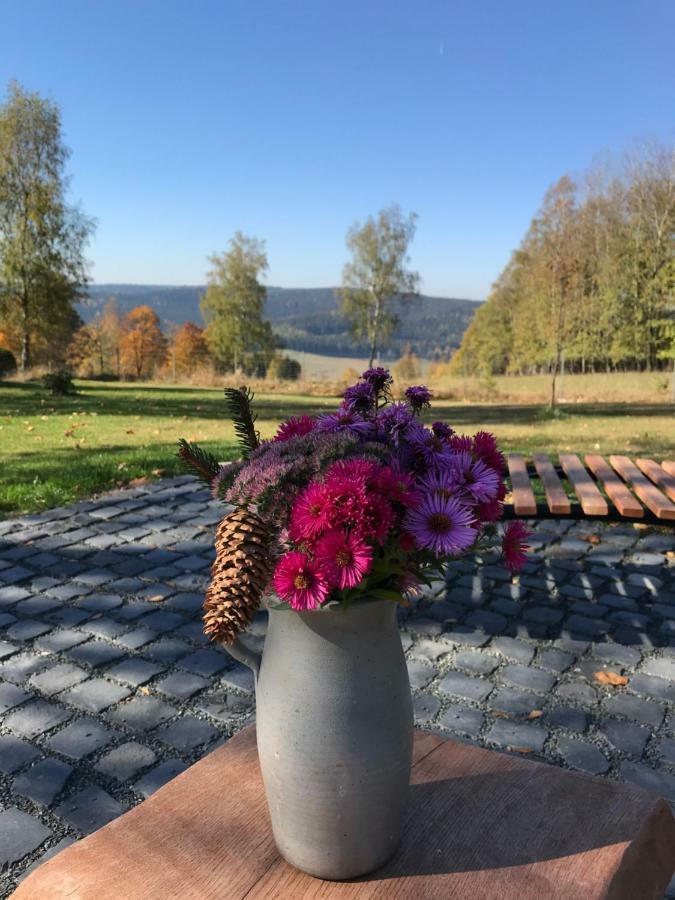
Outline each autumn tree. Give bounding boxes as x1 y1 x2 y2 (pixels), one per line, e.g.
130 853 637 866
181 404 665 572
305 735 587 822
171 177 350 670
201 232 276 375
340 205 420 368
0 82 94 370
171 321 210 377
119 305 167 379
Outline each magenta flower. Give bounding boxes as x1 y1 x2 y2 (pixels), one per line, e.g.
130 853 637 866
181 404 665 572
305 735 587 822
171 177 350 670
326 457 379 483
502 521 531 572
405 494 475 557
473 431 505 473
273 552 329 610
405 385 433 413
315 529 373 590
372 466 419 507
273 416 317 442
289 482 331 541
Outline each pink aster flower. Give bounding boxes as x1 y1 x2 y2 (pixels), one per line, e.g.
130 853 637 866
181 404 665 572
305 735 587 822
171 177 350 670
449 434 474 453
476 498 504 523
473 431 505 473
273 552 329 610
289 482 331 541
502 521 532 572
326 457 379 483
372 466 419 506
315 529 373 590
273 416 317 442
405 494 476 557
362 493 396 544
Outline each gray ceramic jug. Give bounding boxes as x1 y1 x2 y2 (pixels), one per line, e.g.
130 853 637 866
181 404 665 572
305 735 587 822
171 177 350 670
225 598 413 880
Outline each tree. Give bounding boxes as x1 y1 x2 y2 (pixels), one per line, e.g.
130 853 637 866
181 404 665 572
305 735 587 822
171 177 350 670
67 321 104 376
119 305 167 379
201 232 276 375
0 81 94 370
172 321 210 377
100 298 123 377
340 205 420 368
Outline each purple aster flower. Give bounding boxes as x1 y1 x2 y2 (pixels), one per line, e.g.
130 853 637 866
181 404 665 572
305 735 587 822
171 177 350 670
409 426 454 468
316 407 374 437
443 451 501 503
419 468 462 501
405 385 433 413
361 367 393 393
432 421 454 441
343 381 376 416
375 402 417 445
405 494 475 557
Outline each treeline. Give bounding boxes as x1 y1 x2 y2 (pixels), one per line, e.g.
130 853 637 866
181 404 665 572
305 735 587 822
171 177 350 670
450 144 675 392
67 299 302 382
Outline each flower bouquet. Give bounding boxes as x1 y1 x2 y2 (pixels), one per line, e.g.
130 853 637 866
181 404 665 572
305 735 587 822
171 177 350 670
178 368 529 880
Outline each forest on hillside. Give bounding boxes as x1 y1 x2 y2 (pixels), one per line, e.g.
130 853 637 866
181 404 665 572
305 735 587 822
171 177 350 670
450 144 674 381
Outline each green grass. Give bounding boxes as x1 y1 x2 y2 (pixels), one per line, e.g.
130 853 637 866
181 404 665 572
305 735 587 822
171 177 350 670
0 379 673 518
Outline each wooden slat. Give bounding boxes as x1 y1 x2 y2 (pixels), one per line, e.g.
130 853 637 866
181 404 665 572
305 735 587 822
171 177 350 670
559 454 608 516
635 458 675 503
662 460 675 478
506 454 537 516
532 453 571 515
609 456 675 521
584 454 644 519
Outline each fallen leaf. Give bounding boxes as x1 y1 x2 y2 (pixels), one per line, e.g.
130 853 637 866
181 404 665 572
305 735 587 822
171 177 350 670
117 462 128 471
147 594 166 603
580 533 601 545
126 428 135 434
509 746 533 754
128 476 150 487
137 686 152 695
151 468 166 477
527 710 543 719
594 671 628 686
492 710 510 719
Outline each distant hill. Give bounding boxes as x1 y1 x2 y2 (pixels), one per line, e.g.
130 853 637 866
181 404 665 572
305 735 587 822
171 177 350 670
81 284 481 360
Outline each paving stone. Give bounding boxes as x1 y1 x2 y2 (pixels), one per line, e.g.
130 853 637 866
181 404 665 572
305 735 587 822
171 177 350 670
485 719 546 753
46 607 90 627
0 638 19 660
639 656 675 681
178 648 228 677
107 695 178 731
134 759 189 797
80 617 128 640
628 672 675 702
4 698 72 737
522 606 564 626
220 664 255 694
195 695 254 722
602 693 665 727
536 648 575 673
0 734 40 773
591 642 642 667
78 593 123 612
95 741 157 781
658 738 675 766
15 596 62 616
439 703 484 737
0 681 32 713
28 662 89 696
556 736 609 775
13 757 73 805
156 672 209 700
406 657 437 689
157 716 220 751
66 641 126 668
554 680 599 706
464 609 508 634
106 658 165 686
501 664 556 693
61 678 131 713
0 808 51 867
598 720 650 757
0 585 30 606
454 649 499 676
564 614 609 639
404 616 444 637
490 636 535 664
489 686 546 718
597 593 639 612
47 717 114 758
545 707 588 732
620 762 675 803
0 651 52 683
412 693 441 722
409 638 454 663
438 670 492 702
552 636 590 655
55 785 126 834
34 628 89 653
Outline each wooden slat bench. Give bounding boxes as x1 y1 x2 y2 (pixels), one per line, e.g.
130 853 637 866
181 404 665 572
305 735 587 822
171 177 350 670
12 725 675 899
503 454 675 527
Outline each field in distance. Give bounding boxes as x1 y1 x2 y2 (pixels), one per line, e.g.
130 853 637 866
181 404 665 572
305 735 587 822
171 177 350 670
0 378 672 517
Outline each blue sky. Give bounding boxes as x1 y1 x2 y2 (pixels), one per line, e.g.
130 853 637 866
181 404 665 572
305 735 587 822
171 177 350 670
2 0 673 299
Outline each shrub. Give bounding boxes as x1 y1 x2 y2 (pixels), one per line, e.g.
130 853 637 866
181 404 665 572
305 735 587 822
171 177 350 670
42 370 76 395
0 348 17 378
268 354 302 381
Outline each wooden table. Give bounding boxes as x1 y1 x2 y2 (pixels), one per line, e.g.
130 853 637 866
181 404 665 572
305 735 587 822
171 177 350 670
13 726 675 900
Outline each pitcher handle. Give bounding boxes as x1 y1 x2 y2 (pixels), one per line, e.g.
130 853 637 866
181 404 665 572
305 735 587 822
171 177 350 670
222 635 262 682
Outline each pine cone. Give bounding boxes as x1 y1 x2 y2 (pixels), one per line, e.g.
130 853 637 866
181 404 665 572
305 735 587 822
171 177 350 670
203 508 273 644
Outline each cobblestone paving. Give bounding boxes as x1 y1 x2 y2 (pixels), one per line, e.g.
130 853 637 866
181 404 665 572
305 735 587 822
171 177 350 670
0 476 674 897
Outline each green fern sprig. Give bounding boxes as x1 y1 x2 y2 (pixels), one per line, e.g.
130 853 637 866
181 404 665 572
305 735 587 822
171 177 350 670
224 386 260 458
177 439 221 485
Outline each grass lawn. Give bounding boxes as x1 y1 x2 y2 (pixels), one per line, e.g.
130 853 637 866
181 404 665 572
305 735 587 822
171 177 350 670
0 379 673 518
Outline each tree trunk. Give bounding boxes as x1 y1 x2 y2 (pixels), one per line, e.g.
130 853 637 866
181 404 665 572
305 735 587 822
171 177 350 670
368 295 382 369
20 289 30 371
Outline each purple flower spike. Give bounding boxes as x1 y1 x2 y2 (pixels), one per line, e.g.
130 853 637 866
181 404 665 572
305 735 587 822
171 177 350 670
361 367 393 392
343 381 376 416
405 385 433 413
